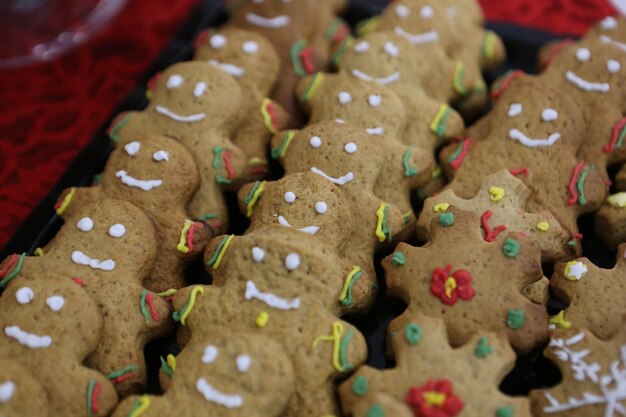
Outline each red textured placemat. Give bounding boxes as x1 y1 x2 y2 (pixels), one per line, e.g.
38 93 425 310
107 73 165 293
0 0 199 250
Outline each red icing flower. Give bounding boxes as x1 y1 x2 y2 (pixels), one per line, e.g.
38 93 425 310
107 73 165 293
430 265 475 306
406 379 464 417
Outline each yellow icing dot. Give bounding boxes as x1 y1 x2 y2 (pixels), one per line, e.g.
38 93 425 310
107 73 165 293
489 186 505 202
444 277 457 298
608 192 626 208
256 312 269 327
548 311 572 330
536 221 550 232
431 166 442 179
433 203 450 212
423 391 446 406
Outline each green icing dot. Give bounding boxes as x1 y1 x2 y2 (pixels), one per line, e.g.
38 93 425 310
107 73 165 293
496 406 515 417
405 323 423 345
367 404 385 417
439 212 455 226
351 375 369 396
391 252 406 266
502 238 521 257
474 336 494 358
507 309 525 329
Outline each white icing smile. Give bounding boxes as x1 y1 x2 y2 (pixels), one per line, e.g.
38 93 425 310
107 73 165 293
196 378 243 408
366 127 384 135
207 60 245 78
245 13 290 28
4 326 52 349
509 129 561 148
155 105 206 122
277 215 320 235
310 167 354 186
394 27 439 44
245 280 301 310
71 250 115 271
600 35 626 52
352 69 401 85
565 71 610 92
116 170 163 191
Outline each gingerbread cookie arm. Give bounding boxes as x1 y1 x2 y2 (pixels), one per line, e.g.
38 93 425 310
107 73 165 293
596 194 626 249
54 186 103 220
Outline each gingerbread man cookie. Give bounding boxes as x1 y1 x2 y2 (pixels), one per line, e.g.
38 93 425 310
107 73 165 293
595 189 626 249
0 358 48 417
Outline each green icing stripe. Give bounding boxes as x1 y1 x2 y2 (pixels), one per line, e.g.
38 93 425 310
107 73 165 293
474 336 494 358
340 270 363 306
199 213 218 221
577 167 589 206
391 252 406 266
496 406 515 417
86 379 96 417
243 181 262 205
139 290 151 325
405 323 423 345
0 253 26 288
108 113 132 143
290 41 308 77
447 141 465 164
206 235 230 267
107 365 138 380
402 147 418 177
381 205 391 241
160 356 174 378
339 331 355 371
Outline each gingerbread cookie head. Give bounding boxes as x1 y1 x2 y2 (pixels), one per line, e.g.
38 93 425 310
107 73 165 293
194 28 280 95
586 15 626 50
238 172 352 247
0 359 48 417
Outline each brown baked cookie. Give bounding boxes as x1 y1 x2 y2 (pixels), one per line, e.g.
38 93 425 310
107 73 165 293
0 274 118 417
383 208 549 353
530 324 626 416
0 358 48 417
112 334 294 417
172 226 368 417
108 62 251 233
194 27 290 167
595 190 626 249
0 200 173 396
339 312 531 417
55 134 211 292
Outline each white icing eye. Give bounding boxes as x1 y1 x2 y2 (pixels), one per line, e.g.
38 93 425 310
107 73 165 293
384 41 399 57
338 91 352 105
368 94 381 107
335 119 346 124
153 150 169 162
0 381 15 402
210 34 227 49
124 141 141 156
420 5 434 19
166 74 183 89
601 16 618 30
15 287 34 304
285 253 300 270
202 345 218 364
108 224 126 238
508 103 522 117
395 4 410 18
242 41 259 54
344 142 358 154
194 82 207 97
608 59 621 74
236 354 251 372
283 191 296 203
542 108 558 122
354 41 370 53
315 201 328 214
309 136 322 148
46 295 65 312
251 246 265 262
576 48 590 62
77 217 94 232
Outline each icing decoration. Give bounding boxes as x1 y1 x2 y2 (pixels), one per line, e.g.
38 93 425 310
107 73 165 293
403 147 418 177
202 345 218 364
249 157 268 176
315 201 328 214
176 220 200 254
344 142 358 154
368 94 381 107
252 247 265 263
242 40 259 54
108 224 126 238
326 18 349 45
509 167 529 177
127 396 151 417
439 212 455 226
140 290 160 325
331 37 351 66
0 381 15 403
312 321 354 372
564 260 588 281
506 309 525 329
537 221 550 231
509 129 561 147
384 41 399 57
453 62 467 94
166 74 183 89
285 253 300 270
196 378 243 408
158 289 178 298
0 253 26 288
193 82 206 97
354 40 370 53
391 252 406 266
491 70 525 100
243 181 266 217
206 235 235 269
172 286 204 325
338 91 352 105
394 27 439 45
566 161 590 206
208 60 245 78
575 48 590 62
46 295 64 312
351 375 369 396
54 187 76 215
405 380 464 417
375 203 391 242
209 34 226 49
489 186 505 202
447 138 473 170
542 108 559 122
351 69 401 85
405 323 423 345
86 379 102 417
356 17 378 37
601 16 618 29
475 336 494 358
482 31 498 60
508 103 522 117
283 191 296 203
107 112 133 143
116 170 162 190
541 38 574 68
124 141 141 156
309 135 322 148
71 251 115 271
199 212 219 221
245 280 301 310
310 167 354 186
15 287 34 304
34 247 44 256
145 73 162 99
339 266 363 306
607 59 621 74
160 356 174 378
366 127 384 135
152 150 169 162
480 210 506 242
4 326 52 348
367 405 384 417
496 406 515 417
290 41 315 77
212 146 234 185
72 277 85 287
502 238 521 258
300 72 324 102
431 265 475 306
608 192 626 208
548 311 572 330
255 311 269 327
565 71 610 92
396 4 410 18
433 203 449 212
260 98 279 134
236 354 251 372
430 104 452 138
245 13 290 28
420 5 434 19
603 117 626 153
271 130 296 159
155 105 206 123
107 365 139 385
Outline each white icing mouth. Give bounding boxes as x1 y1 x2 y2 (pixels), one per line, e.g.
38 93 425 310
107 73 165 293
155 105 206 122
352 69 401 85
509 129 561 148
0 381 15 403
565 71 610 92
394 27 439 44
4 326 52 349
245 280 301 310
246 13 290 28
310 167 354 186
196 378 243 408
366 127 384 135
600 35 626 52
116 170 162 191
71 250 116 271
207 60 245 78
277 215 320 235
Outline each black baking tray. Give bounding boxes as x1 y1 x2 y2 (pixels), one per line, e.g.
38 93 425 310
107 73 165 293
1 0 614 401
